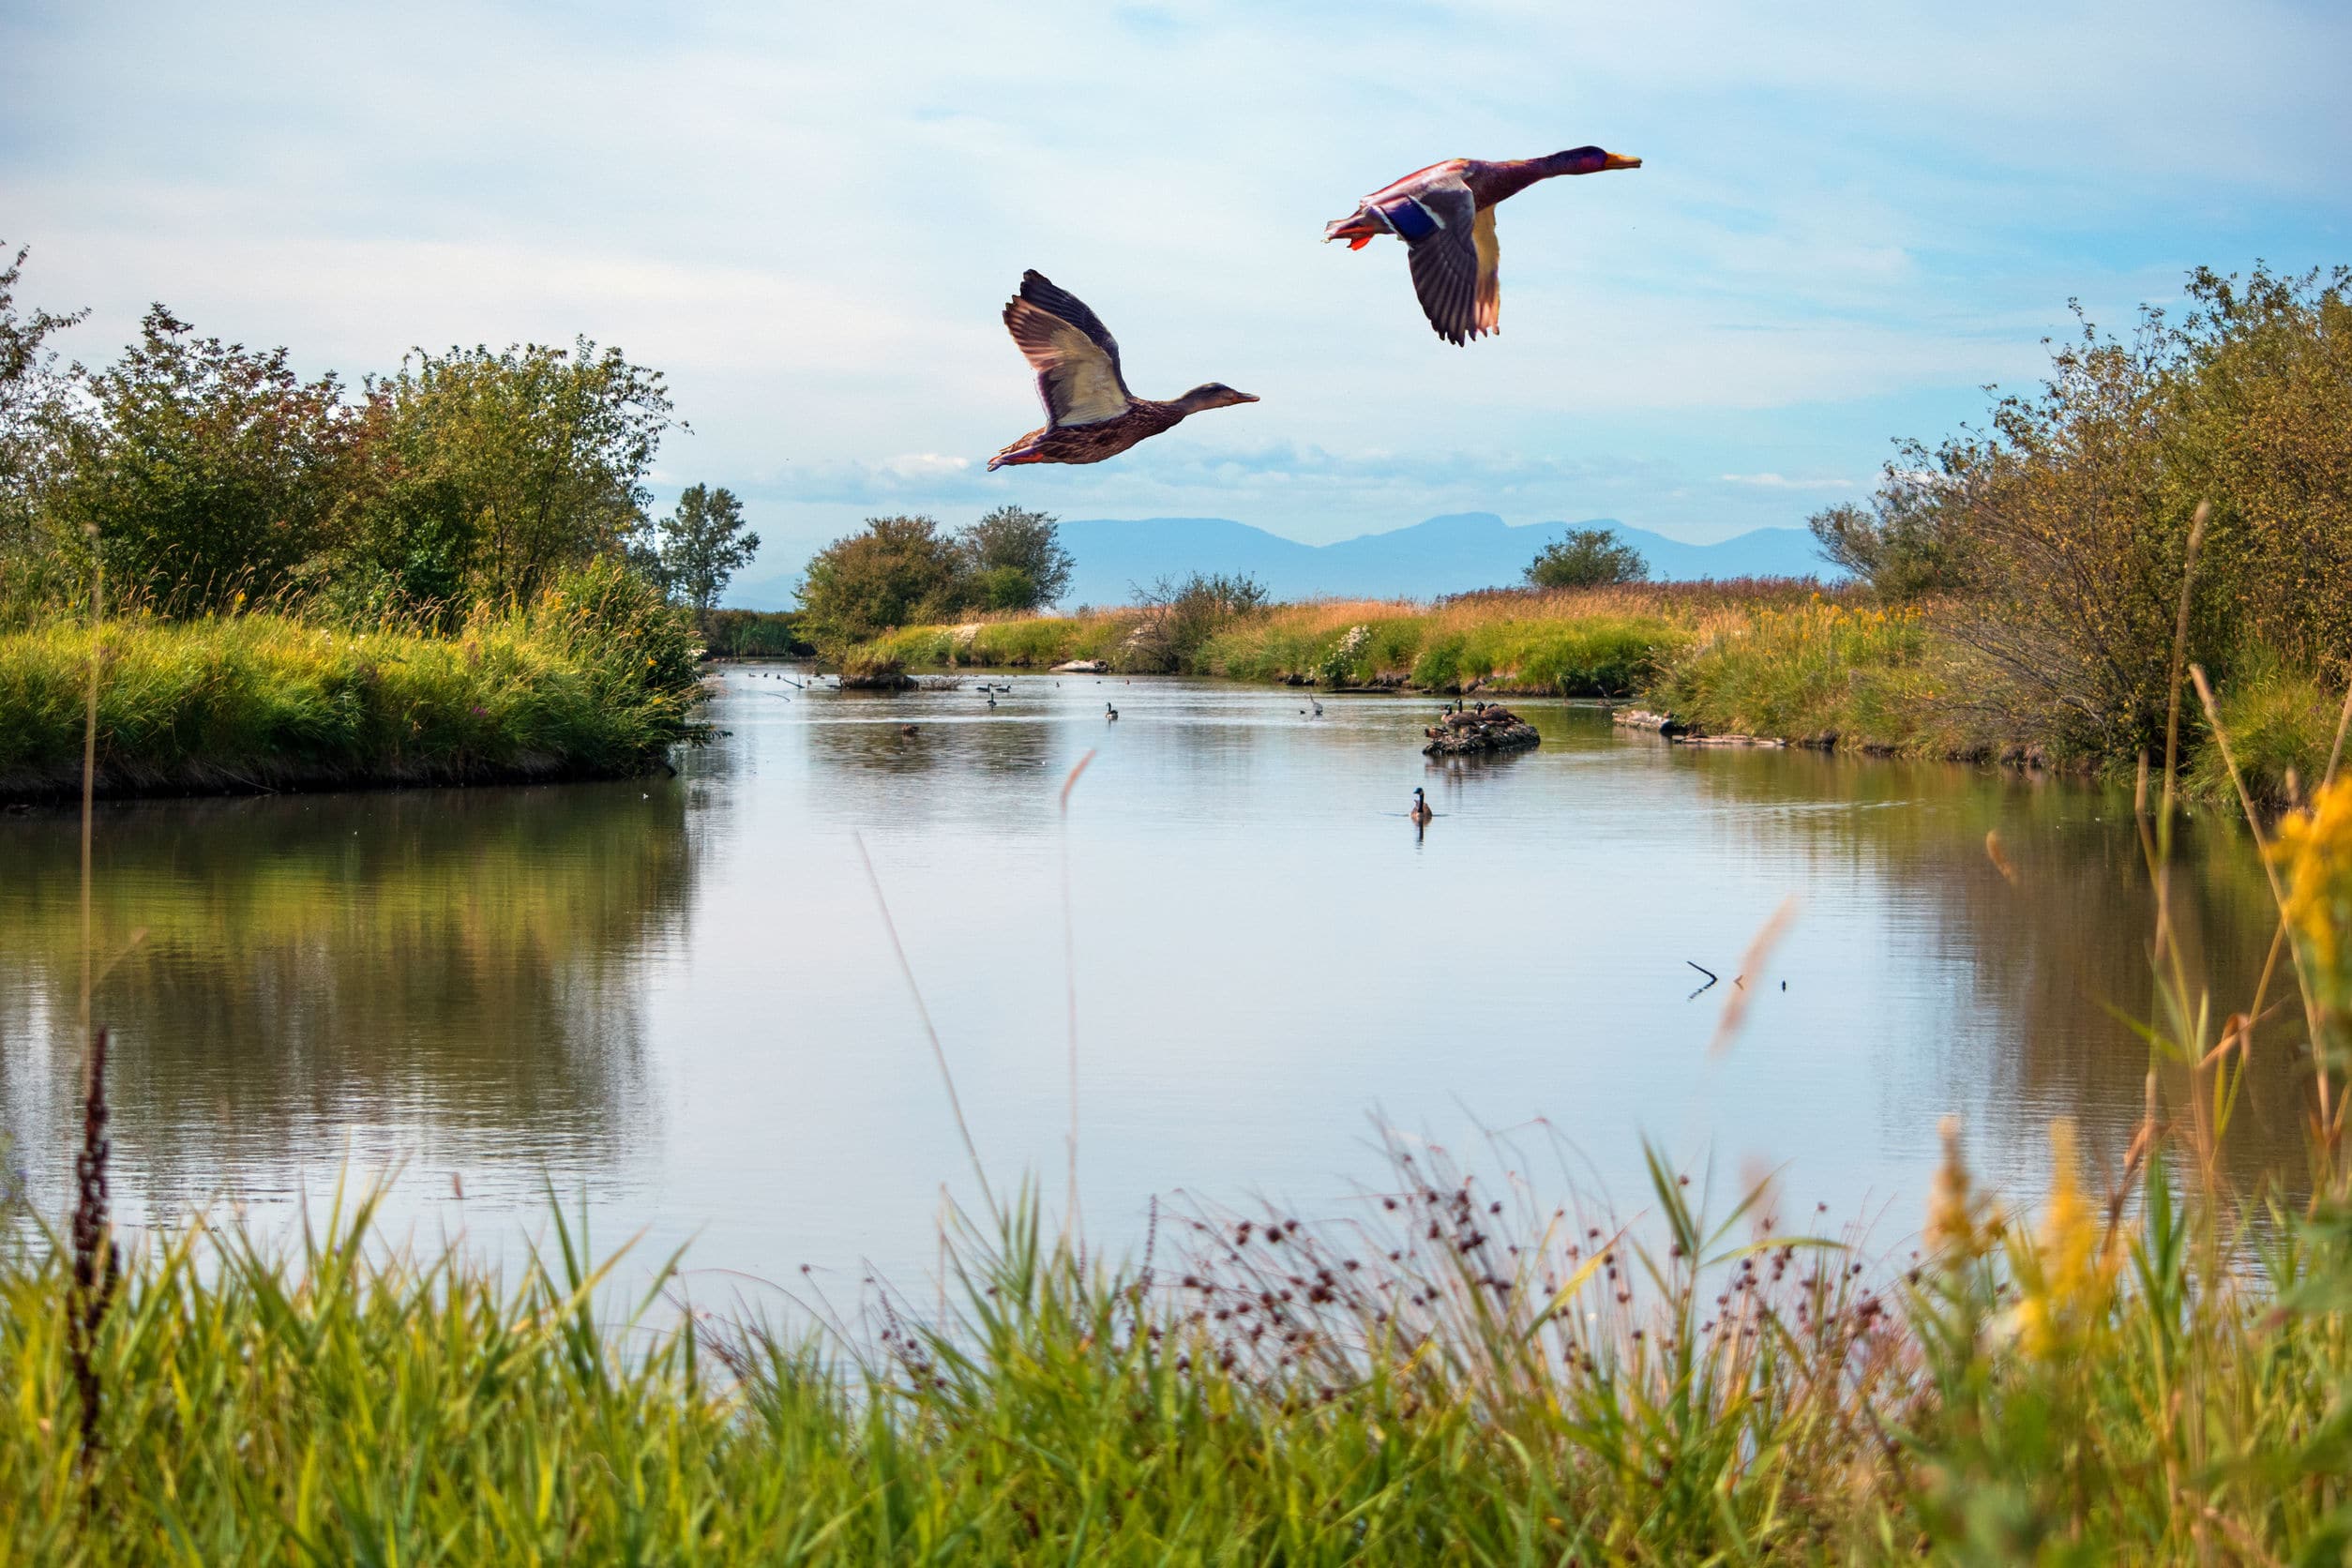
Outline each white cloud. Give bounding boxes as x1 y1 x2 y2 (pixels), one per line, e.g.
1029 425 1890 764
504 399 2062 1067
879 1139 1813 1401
1719 474 1858 490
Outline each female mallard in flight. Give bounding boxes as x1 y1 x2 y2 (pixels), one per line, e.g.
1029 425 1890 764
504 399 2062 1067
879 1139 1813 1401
1323 146 1641 345
988 271 1259 470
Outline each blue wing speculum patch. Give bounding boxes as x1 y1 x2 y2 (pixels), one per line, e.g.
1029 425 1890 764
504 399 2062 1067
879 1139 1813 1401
1376 197 1440 242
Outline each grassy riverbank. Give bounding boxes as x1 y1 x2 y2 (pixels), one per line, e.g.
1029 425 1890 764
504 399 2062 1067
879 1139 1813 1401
1651 598 2350 800
852 580 1827 695
0 563 707 801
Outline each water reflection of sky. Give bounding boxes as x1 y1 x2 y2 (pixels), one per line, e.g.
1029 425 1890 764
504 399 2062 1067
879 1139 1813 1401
0 674 2291 1291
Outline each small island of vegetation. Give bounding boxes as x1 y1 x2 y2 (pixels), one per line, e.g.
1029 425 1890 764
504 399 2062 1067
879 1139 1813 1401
0 244 771 800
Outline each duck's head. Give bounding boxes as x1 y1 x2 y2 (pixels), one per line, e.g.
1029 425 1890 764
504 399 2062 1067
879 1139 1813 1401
1175 383 1261 415
1555 145 1643 175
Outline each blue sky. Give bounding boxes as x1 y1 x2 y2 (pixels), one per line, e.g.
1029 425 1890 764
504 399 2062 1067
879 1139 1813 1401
4 0 2346 596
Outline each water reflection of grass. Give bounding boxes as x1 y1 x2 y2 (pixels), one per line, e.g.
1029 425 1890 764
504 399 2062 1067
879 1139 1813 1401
0 784 697 1191
1682 746 2299 1188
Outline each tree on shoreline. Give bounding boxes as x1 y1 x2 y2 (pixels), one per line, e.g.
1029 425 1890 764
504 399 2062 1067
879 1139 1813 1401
1525 527 1647 589
958 504 1073 611
44 307 360 611
352 339 678 610
655 483 760 625
0 242 86 605
795 505 1078 647
796 514 968 649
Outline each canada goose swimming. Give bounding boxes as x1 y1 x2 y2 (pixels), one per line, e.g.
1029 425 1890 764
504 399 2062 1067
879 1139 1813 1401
987 695 997 709
1310 698 1323 716
1106 702 1119 721
1409 787 1434 824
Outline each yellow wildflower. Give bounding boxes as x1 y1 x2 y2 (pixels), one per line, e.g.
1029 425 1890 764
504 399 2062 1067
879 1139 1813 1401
2007 1118 2118 1361
2270 776 2352 1014
1924 1115 1994 1259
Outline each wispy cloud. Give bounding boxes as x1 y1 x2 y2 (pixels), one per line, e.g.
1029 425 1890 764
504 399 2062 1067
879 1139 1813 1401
1719 474 1858 491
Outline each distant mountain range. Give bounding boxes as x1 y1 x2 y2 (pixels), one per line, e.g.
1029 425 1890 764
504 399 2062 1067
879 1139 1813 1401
728 513 1835 611
1049 514 1833 607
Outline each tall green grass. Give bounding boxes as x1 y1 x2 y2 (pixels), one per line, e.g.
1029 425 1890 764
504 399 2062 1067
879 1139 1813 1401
1648 598 1971 752
6 1097 2352 1560
0 561 706 799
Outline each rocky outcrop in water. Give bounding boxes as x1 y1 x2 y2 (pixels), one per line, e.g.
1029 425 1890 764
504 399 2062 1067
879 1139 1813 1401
1422 703 1541 757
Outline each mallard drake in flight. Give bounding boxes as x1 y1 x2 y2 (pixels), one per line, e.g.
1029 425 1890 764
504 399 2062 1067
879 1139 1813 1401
988 271 1258 470
1323 147 1640 345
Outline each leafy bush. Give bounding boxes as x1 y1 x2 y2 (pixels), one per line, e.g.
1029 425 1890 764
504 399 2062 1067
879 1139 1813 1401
41 308 360 613
1525 527 1648 589
1123 571 1269 673
1845 264 2352 763
958 504 1073 611
795 507 1078 648
700 608 810 658
796 515 969 650
346 339 677 611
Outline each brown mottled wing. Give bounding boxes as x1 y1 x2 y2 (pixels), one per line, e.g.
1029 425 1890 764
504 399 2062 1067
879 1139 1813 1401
1403 184 1480 345
1472 204 1500 336
1003 270 1132 428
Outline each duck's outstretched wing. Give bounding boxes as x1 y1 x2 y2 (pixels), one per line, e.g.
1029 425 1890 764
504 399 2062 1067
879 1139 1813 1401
1003 270 1133 428
1395 181 1485 345
1472 205 1500 337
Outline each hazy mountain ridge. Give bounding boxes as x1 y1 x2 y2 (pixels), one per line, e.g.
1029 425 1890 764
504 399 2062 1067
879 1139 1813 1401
729 513 1835 610
1052 514 1836 606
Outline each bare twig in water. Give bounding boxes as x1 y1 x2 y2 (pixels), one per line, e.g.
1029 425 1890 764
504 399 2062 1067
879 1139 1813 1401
1711 898 1798 1057
2192 664 2338 1141
1060 748 1095 1238
853 833 997 1215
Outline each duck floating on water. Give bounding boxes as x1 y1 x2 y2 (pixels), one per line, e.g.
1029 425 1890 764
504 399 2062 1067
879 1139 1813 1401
988 271 1259 470
1323 146 1641 345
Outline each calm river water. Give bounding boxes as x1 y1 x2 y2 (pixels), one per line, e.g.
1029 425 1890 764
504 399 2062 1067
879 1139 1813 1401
0 673 2299 1293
